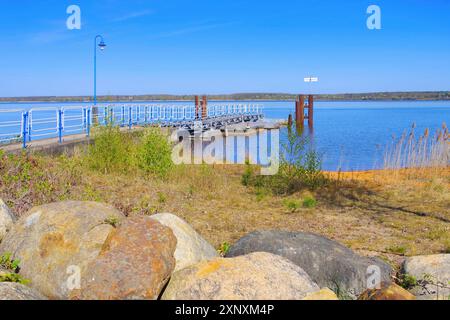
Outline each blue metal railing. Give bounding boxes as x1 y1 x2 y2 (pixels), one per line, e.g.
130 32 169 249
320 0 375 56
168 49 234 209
0 103 263 149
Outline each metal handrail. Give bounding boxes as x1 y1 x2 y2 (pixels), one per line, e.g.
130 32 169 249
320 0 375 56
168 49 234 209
0 103 263 148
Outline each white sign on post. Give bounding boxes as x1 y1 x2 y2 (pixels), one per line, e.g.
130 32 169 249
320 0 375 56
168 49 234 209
304 77 319 83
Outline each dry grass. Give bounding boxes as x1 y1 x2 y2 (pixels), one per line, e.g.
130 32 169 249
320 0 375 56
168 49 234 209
383 123 449 170
0 149 449 269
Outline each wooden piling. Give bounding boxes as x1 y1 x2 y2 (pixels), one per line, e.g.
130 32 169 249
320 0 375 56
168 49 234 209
295 95 305 129
202 96 208 120
195 95 200 120
308 95 314 128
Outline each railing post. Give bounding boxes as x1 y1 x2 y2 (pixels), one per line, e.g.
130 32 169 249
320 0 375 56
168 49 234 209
58 109 64 143
22 111 28 149
144 106 148 124
27 112 32 142
83 108 87 131
110 106 113 124
104 105 108 126
86 108 91 137
137 105 140 124
128 106 132 130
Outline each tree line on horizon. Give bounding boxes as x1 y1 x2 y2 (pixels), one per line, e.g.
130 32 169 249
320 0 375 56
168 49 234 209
1 91 449 102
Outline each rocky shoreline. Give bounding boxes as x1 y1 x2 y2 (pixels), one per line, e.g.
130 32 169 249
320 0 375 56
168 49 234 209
0 200 448 300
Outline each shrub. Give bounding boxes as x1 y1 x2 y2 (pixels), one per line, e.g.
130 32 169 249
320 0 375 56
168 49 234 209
0 273 29 285
302 196 317 208
104 216 120 228
0 253 20 272
241 162 254 187
283 199 302 213
218 242 231 257
136 128 173 178
398 274 418 290
241 126 327 195
0 253 29 285
87 125 131 174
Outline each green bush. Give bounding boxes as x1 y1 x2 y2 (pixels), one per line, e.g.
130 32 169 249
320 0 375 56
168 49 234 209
0 252 29 285
218 242 231 257
136 128 173 178
398 274 418 290
87 125 131 174
241 162 254 187
241 126 327 195
86 126 174 178
0 253 20 272
302 196 317 208
283 199 302 213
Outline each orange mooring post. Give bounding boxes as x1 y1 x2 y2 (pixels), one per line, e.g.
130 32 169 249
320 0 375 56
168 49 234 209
308 95 314 128
195 95 200 119
295 95 305 129
201 96 208 120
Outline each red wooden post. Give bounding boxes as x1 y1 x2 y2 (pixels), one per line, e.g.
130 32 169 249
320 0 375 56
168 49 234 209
202 96 208 120
299 95 305 124
308 95 314 128
295 96 300 125
195 95 200 119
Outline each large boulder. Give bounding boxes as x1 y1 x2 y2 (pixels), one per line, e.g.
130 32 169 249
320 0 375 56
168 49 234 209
358 282 416 300
227 231 393 299
0 199 16 242
0 282 47 300
150 213 218 271
403 254 450 300
0 201 125 299
162 252 320 300
71 216 176 300
302 288 339 300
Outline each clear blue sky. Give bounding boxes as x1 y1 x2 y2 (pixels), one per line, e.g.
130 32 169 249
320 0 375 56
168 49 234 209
0 0 449 97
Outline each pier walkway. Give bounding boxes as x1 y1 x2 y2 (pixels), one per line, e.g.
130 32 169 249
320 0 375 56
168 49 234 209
0 103 264 153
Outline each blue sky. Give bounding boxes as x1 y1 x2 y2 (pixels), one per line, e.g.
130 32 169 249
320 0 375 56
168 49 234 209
0 0 449 97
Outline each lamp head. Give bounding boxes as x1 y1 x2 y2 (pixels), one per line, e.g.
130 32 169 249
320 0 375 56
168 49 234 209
98 41 107 51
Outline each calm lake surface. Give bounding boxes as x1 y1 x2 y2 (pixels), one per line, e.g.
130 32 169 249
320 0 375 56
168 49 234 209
1 101 449 171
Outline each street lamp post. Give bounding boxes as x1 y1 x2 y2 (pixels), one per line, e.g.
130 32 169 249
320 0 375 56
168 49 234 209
93 35 107 122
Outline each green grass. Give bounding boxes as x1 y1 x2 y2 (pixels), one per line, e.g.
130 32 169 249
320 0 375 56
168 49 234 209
0 253 29 285
387 245 407 256
283 199 302 214
302 196 317 208
218 242 231 257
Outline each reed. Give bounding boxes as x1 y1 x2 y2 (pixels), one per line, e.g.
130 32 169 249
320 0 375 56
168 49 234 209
383 123 449 176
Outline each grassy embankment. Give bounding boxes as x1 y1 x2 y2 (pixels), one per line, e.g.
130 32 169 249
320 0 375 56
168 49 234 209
0 124 448 269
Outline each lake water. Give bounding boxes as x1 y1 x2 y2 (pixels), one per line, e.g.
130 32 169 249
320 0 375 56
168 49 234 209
1 100 449 171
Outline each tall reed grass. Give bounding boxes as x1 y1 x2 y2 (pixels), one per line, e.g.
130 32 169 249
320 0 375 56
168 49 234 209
383 123 449 171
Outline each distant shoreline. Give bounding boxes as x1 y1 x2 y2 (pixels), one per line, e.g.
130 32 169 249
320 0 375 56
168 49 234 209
0 91 449 103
